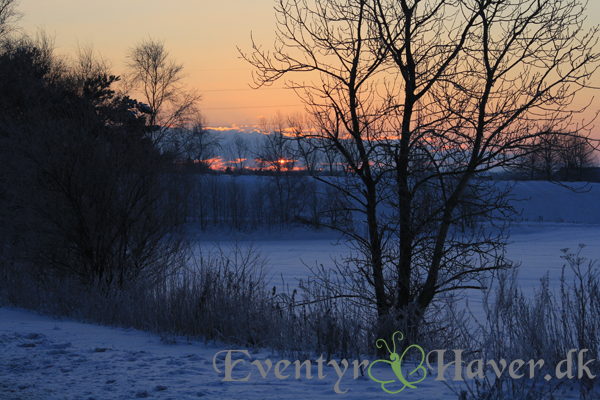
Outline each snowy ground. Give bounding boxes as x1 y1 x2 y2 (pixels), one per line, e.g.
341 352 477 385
1 181 599 399
0 306 462 399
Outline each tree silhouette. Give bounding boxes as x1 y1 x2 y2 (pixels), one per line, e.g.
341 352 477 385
242 0 600 343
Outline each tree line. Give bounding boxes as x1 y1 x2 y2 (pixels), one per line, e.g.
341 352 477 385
509 131 597 181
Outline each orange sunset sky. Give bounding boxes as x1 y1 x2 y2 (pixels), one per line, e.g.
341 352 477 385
16 0 600 137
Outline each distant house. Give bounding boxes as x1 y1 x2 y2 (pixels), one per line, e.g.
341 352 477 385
553 167 600 182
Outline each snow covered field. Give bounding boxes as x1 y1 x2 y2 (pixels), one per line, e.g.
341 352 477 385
1 181 599 399
193 181 600 304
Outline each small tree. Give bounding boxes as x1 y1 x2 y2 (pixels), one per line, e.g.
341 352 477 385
256 115 308 225
125 37 201 143
510 131 563 180
227 133 250 174
164 113 220 168
288 114 322 174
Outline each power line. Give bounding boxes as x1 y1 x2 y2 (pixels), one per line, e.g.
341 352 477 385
203 104 302 111
188 68 253 72
200 87 287 92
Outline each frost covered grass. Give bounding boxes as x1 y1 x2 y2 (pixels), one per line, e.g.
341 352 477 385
450 245 600 399
2 236 600 400
0 241 378 361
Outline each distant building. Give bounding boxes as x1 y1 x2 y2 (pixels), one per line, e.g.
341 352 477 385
553 167 600 183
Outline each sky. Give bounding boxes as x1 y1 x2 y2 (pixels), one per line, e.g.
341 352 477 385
17 0 301 132
14 0 600 137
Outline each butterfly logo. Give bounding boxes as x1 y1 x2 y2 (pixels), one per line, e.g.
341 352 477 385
367 331 427 394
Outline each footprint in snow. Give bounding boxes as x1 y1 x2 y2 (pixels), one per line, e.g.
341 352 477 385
52 342 72 350
93 347 108 353
24 333 44 340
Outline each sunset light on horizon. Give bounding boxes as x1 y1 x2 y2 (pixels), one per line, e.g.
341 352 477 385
16 0 600 138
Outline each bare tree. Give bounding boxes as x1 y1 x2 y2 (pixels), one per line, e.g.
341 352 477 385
0 0 20 40
509 131 563 180
242 0 600 343
165 113 220 166
288 114 323 174
71 42 111 85
558 133 597 181
256 115 308 225
187 117 221 163
125 37 201 143
535 133 563 181
227 133 250 174
316 136 342 176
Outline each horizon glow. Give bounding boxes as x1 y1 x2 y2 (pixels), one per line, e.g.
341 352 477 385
15 0 600 138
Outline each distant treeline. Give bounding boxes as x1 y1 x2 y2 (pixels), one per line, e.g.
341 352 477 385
174 174 347 232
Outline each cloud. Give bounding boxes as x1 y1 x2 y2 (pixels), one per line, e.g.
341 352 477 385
206 124 263 135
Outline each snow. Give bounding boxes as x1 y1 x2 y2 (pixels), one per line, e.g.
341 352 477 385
191 180 600 290
507 181 600 224
1 180 599 398
0 307 457 399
